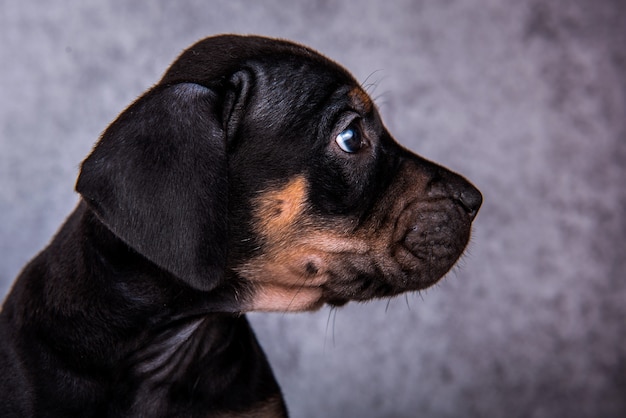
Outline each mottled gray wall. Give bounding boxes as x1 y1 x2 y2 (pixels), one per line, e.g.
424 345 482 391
1 1 625 417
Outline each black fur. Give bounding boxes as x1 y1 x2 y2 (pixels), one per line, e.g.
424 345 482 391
0 35 481 417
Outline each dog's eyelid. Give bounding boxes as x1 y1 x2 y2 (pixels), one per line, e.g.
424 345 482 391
332 111 362 135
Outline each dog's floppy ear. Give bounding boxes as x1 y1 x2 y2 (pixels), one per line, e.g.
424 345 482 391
76 83 228 291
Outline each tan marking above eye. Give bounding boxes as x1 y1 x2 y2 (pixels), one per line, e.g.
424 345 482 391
348 87 374 113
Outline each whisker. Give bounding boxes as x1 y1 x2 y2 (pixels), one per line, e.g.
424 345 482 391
285 275 311 313
332 307 337 347
324 307 338 351
371 91 390 108
361 69 385 93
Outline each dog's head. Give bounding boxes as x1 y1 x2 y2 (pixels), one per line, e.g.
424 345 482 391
76 35 482 312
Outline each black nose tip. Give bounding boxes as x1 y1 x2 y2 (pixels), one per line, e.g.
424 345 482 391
457 185 482 219
421 162 483 220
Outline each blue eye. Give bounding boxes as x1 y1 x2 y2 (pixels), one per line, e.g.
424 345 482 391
335 126 363 153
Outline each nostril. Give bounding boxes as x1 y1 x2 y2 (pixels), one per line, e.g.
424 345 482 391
424 166 483 219
457 186 483 219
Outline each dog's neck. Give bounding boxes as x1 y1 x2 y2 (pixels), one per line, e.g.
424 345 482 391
2 202 247 382
110 313 274 415
2 201 286 414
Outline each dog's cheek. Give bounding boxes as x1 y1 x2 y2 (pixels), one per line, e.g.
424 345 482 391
234 175 366 311
236 239 364 312
252 176 310 238
235 175 319 311
237 247 330 311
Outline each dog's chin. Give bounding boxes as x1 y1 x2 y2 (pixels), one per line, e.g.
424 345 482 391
319 264 456 307
325 297 350 307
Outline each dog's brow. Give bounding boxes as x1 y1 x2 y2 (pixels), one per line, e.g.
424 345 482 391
348 87 374 113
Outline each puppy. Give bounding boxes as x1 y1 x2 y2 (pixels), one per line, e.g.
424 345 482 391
0 35 482 417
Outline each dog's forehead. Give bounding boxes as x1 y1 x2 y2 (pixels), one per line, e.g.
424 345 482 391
162 35 355 88
160 35 377 123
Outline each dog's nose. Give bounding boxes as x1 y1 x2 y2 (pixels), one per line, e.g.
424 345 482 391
456 184 482 220
426 167 483 220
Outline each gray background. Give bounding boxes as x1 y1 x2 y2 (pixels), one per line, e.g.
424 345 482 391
1 0 625 417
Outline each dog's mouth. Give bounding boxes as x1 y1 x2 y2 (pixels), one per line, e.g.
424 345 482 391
238 197 476 312
314 198 474 307
399 198 473 280
237 171 481 312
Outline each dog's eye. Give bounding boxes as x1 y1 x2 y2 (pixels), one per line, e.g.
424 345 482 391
335 126 363 153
